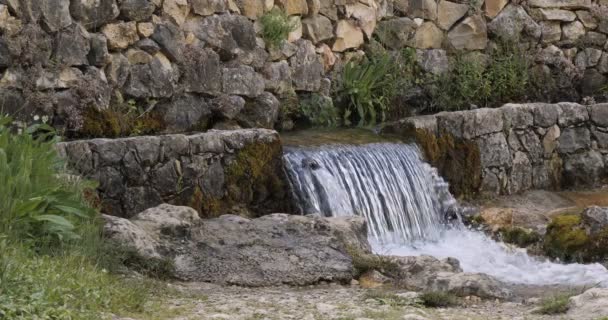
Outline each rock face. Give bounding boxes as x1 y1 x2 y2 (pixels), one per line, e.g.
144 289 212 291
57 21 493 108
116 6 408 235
383 102 608 196
567 288 608 320
56 129 291 218
103 206 369 286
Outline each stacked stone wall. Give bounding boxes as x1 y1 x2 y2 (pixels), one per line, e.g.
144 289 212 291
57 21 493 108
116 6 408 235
384 103 608 196
2 0 608 135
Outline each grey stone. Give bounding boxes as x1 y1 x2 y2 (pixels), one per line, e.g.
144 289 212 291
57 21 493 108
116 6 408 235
563 150 605 187
508 151 533 194
11 24 53 66
104 211 368 286
558 103 589 126
488 5 541 40
95 166 125 199
567 288 608 320
102 213 160 258
211 95 245 120
237 92 280 129
124 53 177 98
88 33 109 67
591 127 608 149
416 49 448 75
289 40 323 92
222 65 265 97
40 0 71 32
105 53 130 87
122 187 164 219
408 0 437 21
136 38 161 54
182 46 222 95
156 94 213 133
150 161 179 197
302 15 334 44
517 131 543 162
191 0 228 16
581 206 608 233
0 37 11 68
262 60 293 94
580 69 607 97
532 103 561 127
478 133 512 168
151 22 185 62
502 104 534 130
376 18 417 50
589 104 608 127
184 15 256 55
70 0 120 30
559 126 591 154
543 125 561 157
119 0 155 21
447 15 488 50
582 32 607 47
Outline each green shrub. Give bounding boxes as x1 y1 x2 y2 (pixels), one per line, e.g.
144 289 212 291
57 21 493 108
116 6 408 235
0 117 97 246
260 9 296 48
335 54 395 126
534 294 571 315
300 94 339 127
419 291 458 308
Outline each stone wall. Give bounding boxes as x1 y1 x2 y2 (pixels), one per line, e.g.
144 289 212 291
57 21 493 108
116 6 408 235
2 0 608 136
383 103 608 196
56 129 291 218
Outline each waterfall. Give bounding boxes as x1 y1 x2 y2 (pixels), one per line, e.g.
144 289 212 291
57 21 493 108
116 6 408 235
284 143 459 243
284 142 608 287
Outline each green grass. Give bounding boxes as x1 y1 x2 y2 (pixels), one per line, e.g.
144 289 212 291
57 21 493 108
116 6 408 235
260 8 296 48
534 294 571 315
364 291 410 307
346 245 400 278
419 291 458 308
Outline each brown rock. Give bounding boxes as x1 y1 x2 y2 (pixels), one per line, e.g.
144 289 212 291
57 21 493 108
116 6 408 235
163 0 190 25
102 21 140 50
276 0 308 16
448 15 488 50
485 0 508 18
437 0 468 30
332 20 364 52
413 22 444 49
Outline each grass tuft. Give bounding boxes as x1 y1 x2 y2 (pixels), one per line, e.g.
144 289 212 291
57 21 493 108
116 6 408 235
534 294 571 315
419 291 458 308
260 9 297 48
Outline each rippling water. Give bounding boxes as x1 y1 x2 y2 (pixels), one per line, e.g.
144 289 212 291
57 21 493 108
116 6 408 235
284 142 608 287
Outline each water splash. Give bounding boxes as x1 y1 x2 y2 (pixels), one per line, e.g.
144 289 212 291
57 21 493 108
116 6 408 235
284 142 608 287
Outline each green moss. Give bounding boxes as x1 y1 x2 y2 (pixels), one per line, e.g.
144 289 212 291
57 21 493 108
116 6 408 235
499 227 541 248
409 128 481 198
544 214 588 262
80 108 165 138
188 186 225 219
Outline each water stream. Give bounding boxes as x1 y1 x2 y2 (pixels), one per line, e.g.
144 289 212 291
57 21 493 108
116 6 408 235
284 142 608 287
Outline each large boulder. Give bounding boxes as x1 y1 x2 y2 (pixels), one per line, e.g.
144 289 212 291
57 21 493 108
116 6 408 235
567 288 608 320
103 206 370 286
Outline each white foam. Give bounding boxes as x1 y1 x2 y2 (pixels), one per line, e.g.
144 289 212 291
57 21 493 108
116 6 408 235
372 228 608 287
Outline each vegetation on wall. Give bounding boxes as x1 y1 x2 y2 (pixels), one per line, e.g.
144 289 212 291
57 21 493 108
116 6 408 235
79 99 165 138
260 8 297 48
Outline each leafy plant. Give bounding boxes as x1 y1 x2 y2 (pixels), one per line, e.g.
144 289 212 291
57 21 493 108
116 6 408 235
260 8 297 48
300 94 339 127
0 116 96 246
335 54 395 126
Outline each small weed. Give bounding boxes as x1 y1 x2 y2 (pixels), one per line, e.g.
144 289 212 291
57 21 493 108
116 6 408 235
260 8 297 48
346 245 400 278
534 294 572 315
419 291 458 308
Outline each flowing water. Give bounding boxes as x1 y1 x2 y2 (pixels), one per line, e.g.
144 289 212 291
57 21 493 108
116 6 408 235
284 142 608 287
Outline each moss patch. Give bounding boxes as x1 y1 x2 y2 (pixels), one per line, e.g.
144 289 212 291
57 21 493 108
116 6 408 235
346 245 400 278
499 227 541 248
79 108 165 138
410 128 481 198
543 214 588 262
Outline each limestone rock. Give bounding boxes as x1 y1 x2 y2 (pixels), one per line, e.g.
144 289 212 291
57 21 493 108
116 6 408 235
581 206 608 233
532 103 561 127
488 5 541 40
182 46 222 95
408 0 438 21
485 0 508 18
88 33 109 67
125 53 177 98
290 40 323 91
413 22 443 49
376 17 417 50
589 103 608 127
567 288 608 320
276 0 308 16
540 21 562 43
528 0 591 9
558 102 589 126
70 0 120 30
54 24 90 66
536 8 576 21
437 0 468 30
302 15 333 44
191 0 228 16
558 126 591 154
41 0 71 32
103 210 369 286
287 16 303 42
562 21 586 42
163 0 190 26
105 53 130 87
344 2 377 38
448 15 487 50
563 150 605 186
156 94 213 132
119 0 156 21
102 21 139 50
416 49 448 75
332 20 364 52
237 92 280 129
581 69 607 96
575 10 597 29
233 0 265 19
102 214 160 258
262 60 292 94
151 22 185 62
478 133 512 168
222 65 265 97
211 94 245 120
184 15 256 54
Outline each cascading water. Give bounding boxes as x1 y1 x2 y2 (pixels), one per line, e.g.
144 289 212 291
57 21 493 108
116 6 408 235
284 142 608 287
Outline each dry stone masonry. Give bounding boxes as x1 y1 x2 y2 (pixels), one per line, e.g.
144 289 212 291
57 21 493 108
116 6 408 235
56 129 290 218
384 102 608 196
2 0 608 135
